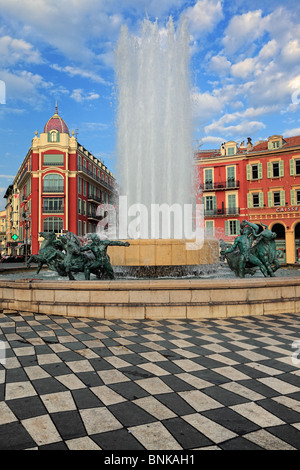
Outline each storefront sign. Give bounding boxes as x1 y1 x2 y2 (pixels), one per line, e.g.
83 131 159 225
275 206 299 212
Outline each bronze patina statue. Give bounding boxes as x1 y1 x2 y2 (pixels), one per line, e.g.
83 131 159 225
81 234 130 280
220 220 280 278
28 231 130 280
27 231 65 275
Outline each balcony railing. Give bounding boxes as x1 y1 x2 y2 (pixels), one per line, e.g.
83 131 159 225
43 208 64 214
88 194 102 204
200 180 240 191
78 164 113 190
204 207 240 217
87 213 101 221
43 186 64 193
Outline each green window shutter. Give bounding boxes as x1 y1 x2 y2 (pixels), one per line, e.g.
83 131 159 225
280 190 285 206
57 131 60 142
259 192 264 207
48 132 51 142
290 189 296 206
246 164 251 180
258 163 263 179
267 162 272 178
225 220 229 236
279 160 284 177
268 192 273 207
213 195 217 210
247 193 252 208
290 159 295 176
268 141 273 150
236 220 240 235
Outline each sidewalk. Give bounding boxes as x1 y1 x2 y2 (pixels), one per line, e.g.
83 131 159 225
0 310 300 451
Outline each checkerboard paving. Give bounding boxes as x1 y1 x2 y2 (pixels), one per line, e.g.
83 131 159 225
0 311 300 450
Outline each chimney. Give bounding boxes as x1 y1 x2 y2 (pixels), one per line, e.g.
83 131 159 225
247 137 253 152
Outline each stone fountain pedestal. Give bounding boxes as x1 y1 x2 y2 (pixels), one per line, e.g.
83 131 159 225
108 238 219 278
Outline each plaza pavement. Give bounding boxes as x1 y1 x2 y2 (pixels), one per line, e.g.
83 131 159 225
0 308 300 452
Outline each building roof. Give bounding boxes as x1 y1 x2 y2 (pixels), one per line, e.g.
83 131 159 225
196 134 300 160
43 103 69 135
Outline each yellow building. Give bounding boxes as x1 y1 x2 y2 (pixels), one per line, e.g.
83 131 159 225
0 210 6 256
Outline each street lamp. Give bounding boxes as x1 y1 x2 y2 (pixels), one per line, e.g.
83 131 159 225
22 211 30 265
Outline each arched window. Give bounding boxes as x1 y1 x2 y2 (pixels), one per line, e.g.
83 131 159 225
43 217 63 233
43 173 64 192
48 130 60 142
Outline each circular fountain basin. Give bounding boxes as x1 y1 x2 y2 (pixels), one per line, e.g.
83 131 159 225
1 267 300 321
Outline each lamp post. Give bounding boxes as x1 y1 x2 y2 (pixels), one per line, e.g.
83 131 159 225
22 211 30 265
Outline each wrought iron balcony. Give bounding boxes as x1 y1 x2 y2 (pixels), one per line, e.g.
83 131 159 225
200 180 240 191
204 207 240 217
43 186 64 193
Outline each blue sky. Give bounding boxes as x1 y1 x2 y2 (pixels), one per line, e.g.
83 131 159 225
1 0 300 210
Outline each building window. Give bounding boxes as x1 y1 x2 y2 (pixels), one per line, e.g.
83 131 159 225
247 163 262 180
252 193 260 208
227 147 235 156
204 195 216 215
296 160 300 175
204 168 213 189
43 198 64 213
78 220 82 236
43 154 64 166
273 192 281 206
272 162 280 178
227 194 237 214
252 165 259 179
297 190 300 205
205 220 214 236
43 217 63 233
225 220 240 236
48 131 60 142
227 166 236 187
43 174 64 192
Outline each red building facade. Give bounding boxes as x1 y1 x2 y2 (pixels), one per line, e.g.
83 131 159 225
15 106 115 255
195 134 300 264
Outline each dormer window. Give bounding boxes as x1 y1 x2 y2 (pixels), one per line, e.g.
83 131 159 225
48 130 60 142
268 135 283 150
223 141 237 156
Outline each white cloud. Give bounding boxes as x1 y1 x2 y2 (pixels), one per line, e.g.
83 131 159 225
51 64 109 85
223 9 266 54
0 35 42 66
0 69 52 107
208 54 231 76
231 57 256 79
282 39 300 64
283 126 300 137
191 89 224 120
205 118 265 137
185 0 224 37
70 89 100 103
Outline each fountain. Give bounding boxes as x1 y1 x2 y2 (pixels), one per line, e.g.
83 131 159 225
0 17 300 320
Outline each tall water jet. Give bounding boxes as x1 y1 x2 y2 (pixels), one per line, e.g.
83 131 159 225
115 16 196 240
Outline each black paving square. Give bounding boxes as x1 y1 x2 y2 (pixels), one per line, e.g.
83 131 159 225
72 388 104 409
267 424 300 450
109 381 150 400
0 422 36 450
50 410 87 441
92 428 145 450
6 396 48 420
31 377 68 394
156 392 196 415
257 398 300 423
108 402 155 427
162 417 213 449
219 436 263 450
202 407 260 435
